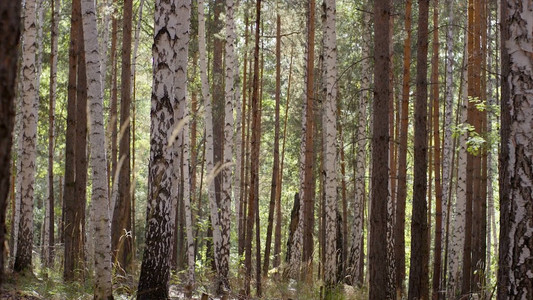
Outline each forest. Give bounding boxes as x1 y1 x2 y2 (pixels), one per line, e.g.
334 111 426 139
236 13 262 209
0 0 532 299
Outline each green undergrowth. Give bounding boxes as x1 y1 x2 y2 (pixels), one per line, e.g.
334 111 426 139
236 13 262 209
1 255 369 299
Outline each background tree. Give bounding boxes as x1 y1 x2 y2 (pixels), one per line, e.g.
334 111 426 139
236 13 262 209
112 0 133 273
0 0 21 285
369 0 392 298
408 0 430 298
323 0 338 290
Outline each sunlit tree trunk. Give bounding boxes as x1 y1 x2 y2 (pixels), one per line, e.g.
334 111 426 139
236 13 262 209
408 0 430 298
136 0 177 298
14 0 40 273
498 1 533 298
80 0 114 297
218 0 236 290
173 0 194 291
447 53 468 298
0 0 21 284
323 0 338 290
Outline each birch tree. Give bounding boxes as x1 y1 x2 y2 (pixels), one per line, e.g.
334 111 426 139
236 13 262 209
218 0 236 290
0 0 21 284
441 0 455 292
498 1 533 298
347 3 371 287
323 0 338 289
198 0 223 289
173 0 194 291
137 0 177 298
14 0 40 273
80 0 113 298
447 58 469 298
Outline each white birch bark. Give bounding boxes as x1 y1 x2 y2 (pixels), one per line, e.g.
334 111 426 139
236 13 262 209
174 0 194 288
182 114 195 288
442 0 454 264
80 0 113 298
288 29 310 278
287 92 305 278
447 61 468 298
233 71 242 228
14 0 40 272
136 0 177 298
485 18 495 282
323 0 338 287
348 7 370 286
501 2 533 296
98 0 110 87
218 0 236 289
198 0 222 274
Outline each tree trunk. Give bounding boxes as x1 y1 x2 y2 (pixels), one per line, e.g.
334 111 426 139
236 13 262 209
274 47 293 270
14 0 40 274
369 0 392 298
263 12 281 276
407 0 430 298
447 45 468 298
347 4 371 287
108 0 118 198
43 0 59 268
174 0 193 291
74 10 88 277
441 0 455 295
112 0 133 273
323 0 338 290
80 0 114 297
0 0 21 284
63 0 87 279
244 0 261 294
431 0 443 298
394 0 412 295
136 1 177 299
302 0 316 280
219 0 236 290
498 1 533 298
